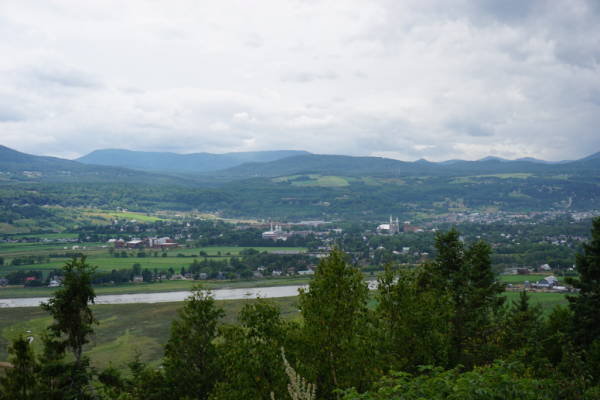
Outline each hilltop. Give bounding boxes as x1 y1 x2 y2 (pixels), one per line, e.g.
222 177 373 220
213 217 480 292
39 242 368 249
76 149 312 173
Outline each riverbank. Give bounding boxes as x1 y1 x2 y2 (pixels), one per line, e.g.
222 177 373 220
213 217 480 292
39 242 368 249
0 291 569 373
0 275 317 299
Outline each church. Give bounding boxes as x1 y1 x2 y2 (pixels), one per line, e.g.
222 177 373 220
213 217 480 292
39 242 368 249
376 215 401 234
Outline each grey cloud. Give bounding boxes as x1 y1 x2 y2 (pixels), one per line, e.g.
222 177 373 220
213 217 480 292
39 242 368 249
244 33 263 47
1 0 599 162
446 118 495 138
21 65 104 89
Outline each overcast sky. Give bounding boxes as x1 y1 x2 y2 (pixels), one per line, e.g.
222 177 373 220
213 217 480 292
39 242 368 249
1 0 599 162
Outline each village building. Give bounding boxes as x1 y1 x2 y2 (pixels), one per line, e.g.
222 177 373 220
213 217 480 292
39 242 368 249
262 222 293 241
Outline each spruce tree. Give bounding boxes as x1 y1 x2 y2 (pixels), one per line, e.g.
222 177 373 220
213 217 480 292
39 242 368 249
565 217 600 350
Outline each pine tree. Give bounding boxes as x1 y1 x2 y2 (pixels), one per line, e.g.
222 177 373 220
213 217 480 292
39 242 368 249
565 216 600 350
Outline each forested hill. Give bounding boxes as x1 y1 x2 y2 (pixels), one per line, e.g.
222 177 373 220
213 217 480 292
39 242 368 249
0 145 207 186
76 148 312 172
203 154 438 178
205 152 600 178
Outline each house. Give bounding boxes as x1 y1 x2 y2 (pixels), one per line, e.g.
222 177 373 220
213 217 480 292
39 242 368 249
184 272 194 279
539 264 552 271
272 271 283 277
49 277 62 287
25 277 36 282
133 275 144 282
538 275 559 289
0 277 8 286
199 273 208 280
404 225 420 234
517 268 530 275
253 271 263 279
298 270 314 275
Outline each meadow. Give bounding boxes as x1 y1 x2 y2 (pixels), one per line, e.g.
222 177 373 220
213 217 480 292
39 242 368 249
0 291 569 373
0 296 302 373
0 245 308 276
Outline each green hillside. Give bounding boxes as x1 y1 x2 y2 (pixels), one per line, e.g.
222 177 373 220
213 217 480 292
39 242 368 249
76 148 311 173
0 146 209 186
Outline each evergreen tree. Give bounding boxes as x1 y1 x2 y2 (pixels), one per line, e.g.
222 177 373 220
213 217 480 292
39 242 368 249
0 334 38 399
39 255 99 398
565 216 600 350
163 285 225 399
433 228 506 368
298 247 377 398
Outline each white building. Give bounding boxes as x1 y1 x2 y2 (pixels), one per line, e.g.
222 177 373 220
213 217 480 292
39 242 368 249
262 222 291 241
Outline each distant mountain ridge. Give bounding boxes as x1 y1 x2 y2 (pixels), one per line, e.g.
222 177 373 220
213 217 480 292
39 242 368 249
0 145 206 186
1 145 600 186
76 149 312 173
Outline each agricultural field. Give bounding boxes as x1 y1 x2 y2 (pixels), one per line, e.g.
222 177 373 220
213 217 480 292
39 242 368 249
0 245 308 280
474 173 534 179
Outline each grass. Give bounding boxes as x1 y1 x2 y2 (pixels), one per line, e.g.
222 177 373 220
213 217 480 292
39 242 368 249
0 223 29 234
0 296 301 371
474 173 533 179
504 291 569 317
0 289 570 371
508 192 532 198
0 245 307 276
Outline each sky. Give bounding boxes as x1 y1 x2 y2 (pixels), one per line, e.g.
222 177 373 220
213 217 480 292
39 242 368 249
0 0 599 162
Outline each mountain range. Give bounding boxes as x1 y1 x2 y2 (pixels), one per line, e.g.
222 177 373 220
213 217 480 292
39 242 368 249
1 145 599 186
76 149 311 172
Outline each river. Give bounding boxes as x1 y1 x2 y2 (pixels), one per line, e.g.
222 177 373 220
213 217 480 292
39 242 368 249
0 280 379 308
0 285 307 308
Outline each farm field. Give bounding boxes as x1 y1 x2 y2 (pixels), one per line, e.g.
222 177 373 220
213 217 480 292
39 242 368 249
474 173 534 179
0 245 308 276
0 291 569 372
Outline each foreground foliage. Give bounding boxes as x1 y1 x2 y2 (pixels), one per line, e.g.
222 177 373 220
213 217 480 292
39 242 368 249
3 218 600 399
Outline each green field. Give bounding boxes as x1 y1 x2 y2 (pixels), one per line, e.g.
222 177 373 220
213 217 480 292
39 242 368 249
474 173 534 179
0 245 308 277
0 291 569 372
0 296 301 372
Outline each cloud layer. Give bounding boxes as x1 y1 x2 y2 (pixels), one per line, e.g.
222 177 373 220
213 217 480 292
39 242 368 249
1 0 599 161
